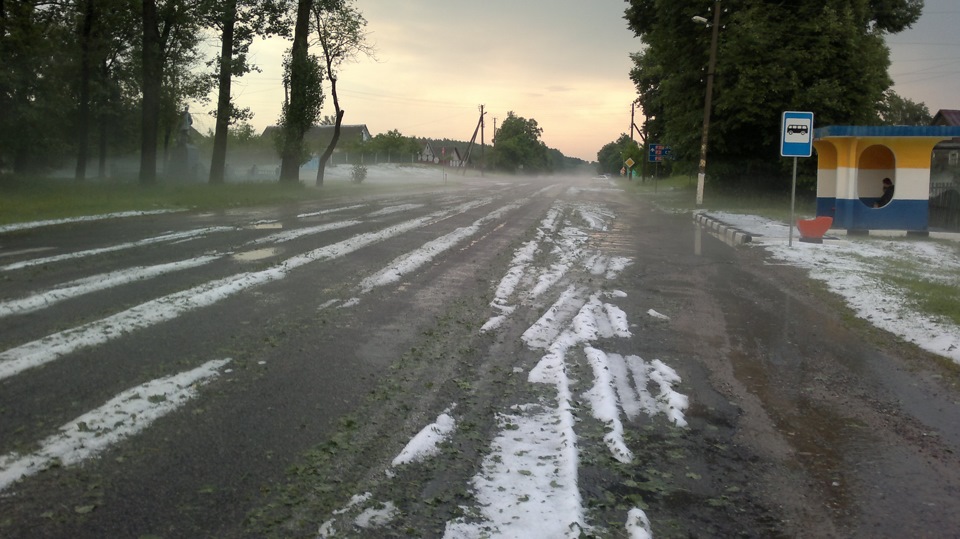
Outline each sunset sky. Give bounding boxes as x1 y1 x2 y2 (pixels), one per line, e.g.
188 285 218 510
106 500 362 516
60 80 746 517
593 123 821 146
192 0 960 163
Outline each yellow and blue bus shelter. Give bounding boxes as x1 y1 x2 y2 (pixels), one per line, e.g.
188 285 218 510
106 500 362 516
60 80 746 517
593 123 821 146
813 125 960 233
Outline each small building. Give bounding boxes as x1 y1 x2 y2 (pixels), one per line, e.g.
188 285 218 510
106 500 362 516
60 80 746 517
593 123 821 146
419 141 463 167
813 125 960 232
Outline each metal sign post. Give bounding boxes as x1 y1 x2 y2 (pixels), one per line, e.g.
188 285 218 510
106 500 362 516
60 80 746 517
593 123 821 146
780 111 814 247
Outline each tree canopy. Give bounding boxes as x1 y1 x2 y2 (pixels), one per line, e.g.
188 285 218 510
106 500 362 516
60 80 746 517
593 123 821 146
597 135 643 176
877 89 932 126
625 0 924 186
490 111 550 174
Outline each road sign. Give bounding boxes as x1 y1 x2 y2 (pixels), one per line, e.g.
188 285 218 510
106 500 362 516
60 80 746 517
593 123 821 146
624 158 635 168
648 144 672 162
780 111 814 157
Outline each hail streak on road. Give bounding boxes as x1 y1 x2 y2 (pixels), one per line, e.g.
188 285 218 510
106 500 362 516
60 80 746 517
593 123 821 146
0 197 499 380
359 198 528 294
0 255 221 318
0 358 230 491
0 226 234 272
313 197 685 538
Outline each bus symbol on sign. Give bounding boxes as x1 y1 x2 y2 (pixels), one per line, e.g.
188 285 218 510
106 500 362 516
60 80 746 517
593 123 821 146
780 111 814 157
786 124 808 136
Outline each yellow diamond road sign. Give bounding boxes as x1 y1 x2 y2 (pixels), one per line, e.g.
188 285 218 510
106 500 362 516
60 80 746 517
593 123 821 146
625 158 635 168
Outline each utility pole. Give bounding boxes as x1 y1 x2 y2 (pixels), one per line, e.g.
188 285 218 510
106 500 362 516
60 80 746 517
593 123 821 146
461 105 486 175
695 0 721 206
630 100 646 180
480 104 485 177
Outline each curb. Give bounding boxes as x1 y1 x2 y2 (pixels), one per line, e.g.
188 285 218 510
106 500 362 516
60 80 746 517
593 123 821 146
693 212 753 245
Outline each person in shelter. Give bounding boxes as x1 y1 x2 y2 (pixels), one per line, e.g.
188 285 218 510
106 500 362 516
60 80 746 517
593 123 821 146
874 177 894 208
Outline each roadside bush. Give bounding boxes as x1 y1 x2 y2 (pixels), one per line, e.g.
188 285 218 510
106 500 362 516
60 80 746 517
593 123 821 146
351 164 367 183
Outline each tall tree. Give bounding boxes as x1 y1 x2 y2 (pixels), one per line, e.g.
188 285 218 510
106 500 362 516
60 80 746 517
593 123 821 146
625 0 923 186
0 1 74 174
138 0 204 184
490 111 549 174
139 0 162 184
278 0 322 183
310 0 372 186
84 0 140 180
73 0 140 181
205 0 288 185
74 0 98 181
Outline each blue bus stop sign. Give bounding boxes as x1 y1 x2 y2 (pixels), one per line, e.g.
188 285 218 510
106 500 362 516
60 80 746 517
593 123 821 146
781 111 814 157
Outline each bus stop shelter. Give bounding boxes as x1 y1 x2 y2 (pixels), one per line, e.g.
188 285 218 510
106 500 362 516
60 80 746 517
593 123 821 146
813 125 960 233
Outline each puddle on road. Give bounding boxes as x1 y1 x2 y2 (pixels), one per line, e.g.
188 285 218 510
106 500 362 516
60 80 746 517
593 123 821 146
249 221 283 230
722 284 882 524
728 344 871 523
232 247 280 262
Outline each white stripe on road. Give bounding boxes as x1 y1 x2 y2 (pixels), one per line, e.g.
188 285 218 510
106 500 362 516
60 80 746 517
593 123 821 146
0 358 230 491
296 204 367 219
0 255 221 318
359 200 526 293
0 226 234 271
0 199 495 381
250 220 362 245
367 204 426 217
0 210 180 234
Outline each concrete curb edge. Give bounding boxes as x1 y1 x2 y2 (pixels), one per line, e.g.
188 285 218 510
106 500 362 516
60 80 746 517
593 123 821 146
693 212 753 245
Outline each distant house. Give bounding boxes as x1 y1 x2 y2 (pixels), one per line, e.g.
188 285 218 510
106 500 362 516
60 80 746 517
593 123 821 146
261 124 372 152
932 109 960 128
419 141 463 167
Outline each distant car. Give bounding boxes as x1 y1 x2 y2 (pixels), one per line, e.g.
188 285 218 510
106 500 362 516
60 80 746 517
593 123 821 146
592 174 610 181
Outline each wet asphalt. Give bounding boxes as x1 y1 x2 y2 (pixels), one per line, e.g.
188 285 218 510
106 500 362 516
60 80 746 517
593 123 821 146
1 175 959 537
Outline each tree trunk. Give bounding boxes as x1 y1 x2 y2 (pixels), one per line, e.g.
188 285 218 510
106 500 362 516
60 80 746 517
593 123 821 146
279 0 312 184
315 43 344 188
139 0 161 184
208 0 236 185
315 107 343 187
75 0 96 182
98 120 107 179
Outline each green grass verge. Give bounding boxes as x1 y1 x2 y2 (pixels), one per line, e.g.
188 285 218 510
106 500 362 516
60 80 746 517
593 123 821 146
873 248 960 326
619 174 817 223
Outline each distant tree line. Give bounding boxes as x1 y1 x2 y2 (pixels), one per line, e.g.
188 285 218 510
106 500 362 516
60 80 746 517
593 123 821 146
1 0 584 185
608 0 929 188
0 0 373 187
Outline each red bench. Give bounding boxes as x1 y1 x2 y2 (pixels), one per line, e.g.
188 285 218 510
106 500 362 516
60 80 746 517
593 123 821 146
796 216 833 243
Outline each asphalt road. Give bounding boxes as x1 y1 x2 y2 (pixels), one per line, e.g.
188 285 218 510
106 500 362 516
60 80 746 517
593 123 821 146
1 175 959 538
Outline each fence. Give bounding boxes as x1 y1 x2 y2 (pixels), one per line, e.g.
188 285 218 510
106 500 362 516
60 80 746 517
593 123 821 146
930 180 960 232
930 147 960 232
